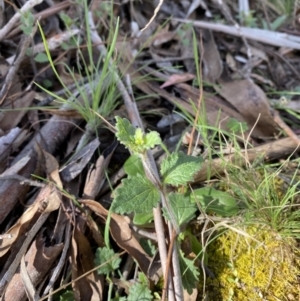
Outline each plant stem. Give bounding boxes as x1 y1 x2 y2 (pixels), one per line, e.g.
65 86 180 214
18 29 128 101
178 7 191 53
140 152 180 234
107 278 114 301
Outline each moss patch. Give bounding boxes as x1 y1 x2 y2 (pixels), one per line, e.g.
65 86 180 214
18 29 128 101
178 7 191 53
201 226 300 301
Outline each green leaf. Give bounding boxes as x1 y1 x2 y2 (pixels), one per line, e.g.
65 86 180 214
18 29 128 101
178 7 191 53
59 291 74 301
162 193 197 227
124 154 144 177
112 175 160 215
179 250 199 295
59 12 74 27
20 11 35 36
190 187 238 216
270 15 287 31
111 297 127 301
115 117 161 153
115 117 138 149
127 273 153 301
226 118 248 134
42 79 53 88
161 151 202 186
144 131 161 149
94 247 121 275
140 238 157 257
133 212 153 226
34 53 49 63
20 24 32 36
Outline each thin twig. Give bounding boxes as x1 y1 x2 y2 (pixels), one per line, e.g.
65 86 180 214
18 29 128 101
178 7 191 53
0 23 38 104
141 0 164 32
273 110 300 145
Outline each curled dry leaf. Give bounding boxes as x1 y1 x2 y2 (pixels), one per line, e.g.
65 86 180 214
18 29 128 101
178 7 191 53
0 91 35 132
71 225 103 301
43 150 63 189
0 188 61 296
160 73 195 89
216 79 279 138
20 255 40 300
83 141 117 199
3 232 63 301
0 184 54 258
81 199 153 278
202 29 223 82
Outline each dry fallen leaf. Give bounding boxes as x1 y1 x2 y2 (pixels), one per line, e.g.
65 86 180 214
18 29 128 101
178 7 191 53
216 78 279 138
81 199 154 278
160 73 195 88
0 91 35 131
3 232 63 301
71 225 103 301
0 184 54 257
202 29 223 82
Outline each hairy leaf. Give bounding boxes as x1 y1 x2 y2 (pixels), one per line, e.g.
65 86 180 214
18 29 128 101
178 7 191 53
162 193 197 227
94 247 121 275
127 273 153 301
191 187 238 216
115 117 137 149
179 250 199 295
124 154 144 177
161 151 202 186
112 175 160 214
115 117 161 153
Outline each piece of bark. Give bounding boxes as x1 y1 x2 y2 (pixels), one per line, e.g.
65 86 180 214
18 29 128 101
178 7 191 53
0 114 77 224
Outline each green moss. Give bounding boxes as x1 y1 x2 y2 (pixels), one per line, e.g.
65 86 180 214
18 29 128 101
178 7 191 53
200 226 300 300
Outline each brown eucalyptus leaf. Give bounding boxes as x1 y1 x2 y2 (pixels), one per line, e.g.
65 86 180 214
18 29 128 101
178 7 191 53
20 256 40 301
81 199 152 277
43 150 62 189
202 29 223 82
83 141 117 199
0 91 35 131
216 79 279 138
0 185 54 257
160 73 195 88
3 232 63 301
71 226 103 301
152 26 176 47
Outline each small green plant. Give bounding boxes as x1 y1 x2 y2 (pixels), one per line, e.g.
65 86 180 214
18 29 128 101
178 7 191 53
112 117 201 234
20 10 35 35
112 117 203 293
94 246 152 301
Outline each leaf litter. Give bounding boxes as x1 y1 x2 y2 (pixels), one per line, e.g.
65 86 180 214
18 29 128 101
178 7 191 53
1 0 300 300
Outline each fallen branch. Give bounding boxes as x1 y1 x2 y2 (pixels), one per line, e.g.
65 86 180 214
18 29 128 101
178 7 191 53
173 18 300 49
194 136 300 182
